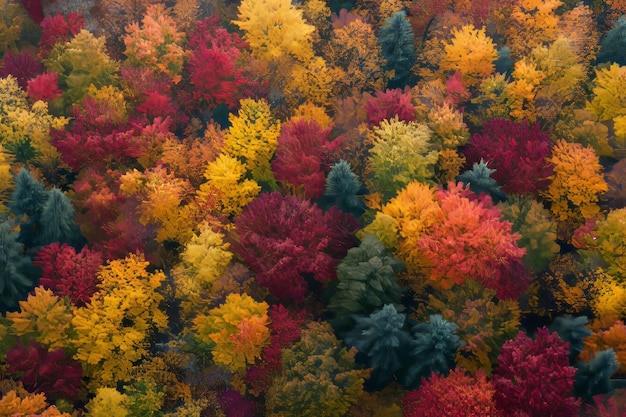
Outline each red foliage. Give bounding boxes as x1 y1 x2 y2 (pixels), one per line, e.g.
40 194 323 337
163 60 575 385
418 182 528 300
493 328 581 417
0 49 43 89
463 118 554 194
272 119 344 200
71 169 152 261
135 91 179 121
233 192 359 303
402 369 499 417
27 70 63 102
364 88 416 127
121 65 172 98
184 15 260 111
582 391 626 417
445 71 471 108
218 390 256 417
34 243 103 307
72 168 125 242
21 0 44 24
245 305 309 394
51 109 174 170
38 13 85 58
6 339 83 402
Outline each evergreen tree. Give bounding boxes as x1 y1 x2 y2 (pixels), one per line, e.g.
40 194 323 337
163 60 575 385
0 221 35 313
457 159 506 203
378 11 417 88
327 234 404 331
36 188 85 248
9 168 48 248
403 314 464 388
597 16 626 66
317 160 365 217
574 349 620 403
343 304 412 389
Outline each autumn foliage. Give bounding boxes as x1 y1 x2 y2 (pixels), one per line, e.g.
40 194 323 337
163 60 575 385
233 192 359 303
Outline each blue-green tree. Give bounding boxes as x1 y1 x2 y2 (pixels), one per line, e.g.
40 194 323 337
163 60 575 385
317 160 365 217
327 234 404 331
343 304 412 389
36 187 85 248
402 314 464 388
457 159 506 203
9 168 48 248
0 221 35 312
378 11 416 88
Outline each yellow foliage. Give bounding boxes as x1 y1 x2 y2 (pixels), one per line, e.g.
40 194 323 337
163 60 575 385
85 84 129 126
0 76 68 163
0 144 12 212
72 254 167 389
173 224 233 319
302 0 332 47
505 0 563 59
0 0 22 53
290 102 333 129
284 57 336 109
379 181 442 270
120 166 196 243
427 104 470 150
435 148 466 184
358 211 400 249
557 4 599 72
193 293 270 372
506 59 545 122
85 387 129 417
6 286 73 350
197 154 261 217
325 19 390 96
223 98 280 184
544 140 608 222
592 271 626 320
439 25 498 87
234 0 315 62
587 63 626 149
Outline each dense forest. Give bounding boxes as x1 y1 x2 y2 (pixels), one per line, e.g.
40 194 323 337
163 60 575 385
0 0 626 415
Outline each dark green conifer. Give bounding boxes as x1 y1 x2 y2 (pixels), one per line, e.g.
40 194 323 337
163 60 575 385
0 221 35 312
36 187 85 248
378 11 417 88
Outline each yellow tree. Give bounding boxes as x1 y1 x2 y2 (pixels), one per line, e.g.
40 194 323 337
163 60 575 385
439 25 498 88
233 0 315 63
71 253 168 390
193 293 270 373
505 0 563 59
222 98 281 185
324 19 390 96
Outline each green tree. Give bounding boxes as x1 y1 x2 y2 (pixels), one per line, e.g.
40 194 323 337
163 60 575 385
0 221 35 313
265 321 370 417
36 188 85 248
378 11 416 88
327 234 404 331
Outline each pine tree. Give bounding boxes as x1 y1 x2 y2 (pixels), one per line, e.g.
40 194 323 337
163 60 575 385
317 160 366 217
36 188 85 248
378 11 416 88
9 168 48 248
327 234 404 330
0 222 35 313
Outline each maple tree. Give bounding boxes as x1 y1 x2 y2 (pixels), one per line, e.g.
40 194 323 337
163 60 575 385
193 293 270 373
